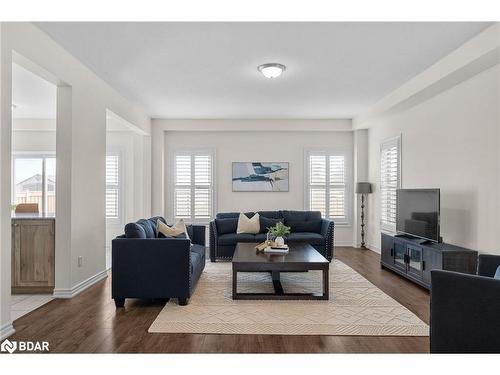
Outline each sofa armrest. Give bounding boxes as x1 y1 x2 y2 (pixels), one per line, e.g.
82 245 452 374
188 224 206 246
430 270 500 353
477 254 500 277
112 238 192 299
320 219 335 261
209 220 218 262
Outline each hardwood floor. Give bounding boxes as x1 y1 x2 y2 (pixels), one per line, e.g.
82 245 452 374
9 247 430 353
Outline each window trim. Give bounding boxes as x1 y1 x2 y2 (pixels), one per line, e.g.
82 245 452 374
304 148 352 226
11 152 56 215
168 148 216 225
105 150 124 225
380 135 402 233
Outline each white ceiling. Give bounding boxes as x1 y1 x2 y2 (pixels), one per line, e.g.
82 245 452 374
12 63 57 119
36 22 491 119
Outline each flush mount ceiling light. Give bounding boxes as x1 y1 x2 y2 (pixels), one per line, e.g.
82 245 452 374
257 63 286 79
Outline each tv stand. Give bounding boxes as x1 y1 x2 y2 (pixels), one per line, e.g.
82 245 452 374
380 232 477 289
394 233 443 244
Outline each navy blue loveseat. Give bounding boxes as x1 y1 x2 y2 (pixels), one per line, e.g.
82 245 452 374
112 216 205 307
209 210 334 262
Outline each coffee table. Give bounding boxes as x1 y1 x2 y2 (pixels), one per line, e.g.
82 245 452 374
232 242 330 300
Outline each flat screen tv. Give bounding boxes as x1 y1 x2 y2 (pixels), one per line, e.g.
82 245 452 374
396 188 440 242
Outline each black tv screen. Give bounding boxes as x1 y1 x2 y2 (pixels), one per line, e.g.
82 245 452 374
396 189 440 242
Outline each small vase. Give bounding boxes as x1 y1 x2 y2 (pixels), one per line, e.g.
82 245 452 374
275 236 285 247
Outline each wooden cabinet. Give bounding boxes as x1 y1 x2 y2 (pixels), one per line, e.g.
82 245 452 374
12 218 55 294
380 232 477 289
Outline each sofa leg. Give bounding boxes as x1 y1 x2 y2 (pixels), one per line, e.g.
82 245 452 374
178 298 188 306
114 298 125 308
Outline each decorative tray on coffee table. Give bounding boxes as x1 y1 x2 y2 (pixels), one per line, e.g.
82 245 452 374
263 244 289 254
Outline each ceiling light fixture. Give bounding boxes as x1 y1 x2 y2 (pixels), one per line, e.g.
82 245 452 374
257 63 286 79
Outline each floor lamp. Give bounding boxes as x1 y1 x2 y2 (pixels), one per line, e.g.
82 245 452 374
356 182 372 249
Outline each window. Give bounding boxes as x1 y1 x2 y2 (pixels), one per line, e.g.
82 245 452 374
12 155 56 215
173 151 214 223
106 153 121 221
380 136 401 231
306 150 350 224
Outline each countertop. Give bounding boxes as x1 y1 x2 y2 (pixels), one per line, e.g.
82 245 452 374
11 213 55 220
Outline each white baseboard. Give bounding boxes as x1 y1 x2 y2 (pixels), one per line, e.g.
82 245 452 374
335 241 355 247
0 322 15 340
53 270 108 299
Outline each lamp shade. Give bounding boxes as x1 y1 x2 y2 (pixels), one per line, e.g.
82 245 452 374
356 182 372 194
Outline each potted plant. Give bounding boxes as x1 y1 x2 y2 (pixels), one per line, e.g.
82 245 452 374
268 222 291 247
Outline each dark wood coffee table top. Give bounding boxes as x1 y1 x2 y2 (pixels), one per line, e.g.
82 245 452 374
232 242 329 267
232 242 330 300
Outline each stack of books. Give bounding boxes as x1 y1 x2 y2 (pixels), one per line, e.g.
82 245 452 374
255 241 289 254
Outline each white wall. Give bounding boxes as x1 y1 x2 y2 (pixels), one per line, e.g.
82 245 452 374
365 64 500 254
0 23 151 338
105 130 149 268
12 118 56 152
160 127 355 245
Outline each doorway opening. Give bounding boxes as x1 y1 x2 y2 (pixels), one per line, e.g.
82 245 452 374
10 61 57 320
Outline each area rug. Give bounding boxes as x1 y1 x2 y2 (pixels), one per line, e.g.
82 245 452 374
148 260 429 336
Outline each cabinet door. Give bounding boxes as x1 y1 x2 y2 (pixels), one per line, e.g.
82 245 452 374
393 239 407 272
381 234 394 265
422 248 441 286
407 244 423 279
13 220 55 289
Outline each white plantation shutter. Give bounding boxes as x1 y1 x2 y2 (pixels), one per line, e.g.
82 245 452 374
307 151 349 223
329 155 346 220
309 155 327 217
380 137 401 231
174 152 214 222
106 154 120 220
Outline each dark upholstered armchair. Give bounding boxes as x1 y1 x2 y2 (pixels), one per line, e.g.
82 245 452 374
430 254 500 353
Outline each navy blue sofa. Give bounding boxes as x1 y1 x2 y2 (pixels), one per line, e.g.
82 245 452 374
209 210 334 262
430 254 500 353
112 216 205 307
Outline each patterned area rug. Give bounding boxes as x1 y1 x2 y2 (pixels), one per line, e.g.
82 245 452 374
148 260 429 336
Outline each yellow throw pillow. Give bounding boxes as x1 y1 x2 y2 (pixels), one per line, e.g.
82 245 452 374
236 212 260 234
157 219 190 240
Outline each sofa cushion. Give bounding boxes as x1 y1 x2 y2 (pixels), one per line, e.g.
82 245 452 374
287 232 325 245
257 211 282 219
124 223 147 238
216 212 254 219
281 210 322 233
190 244 205 259
190 251 202 274
494 266 500 280
185 224 194 240
148 216 166 236
218 233 255 245
136 219 156 238
259 216 283 233
255 233 268 242
216 218 238 235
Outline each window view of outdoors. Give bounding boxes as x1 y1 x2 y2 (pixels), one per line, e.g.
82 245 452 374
13 157 56 215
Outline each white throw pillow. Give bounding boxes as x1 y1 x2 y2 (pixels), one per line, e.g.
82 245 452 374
236 213 260 234
157 219 190 240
